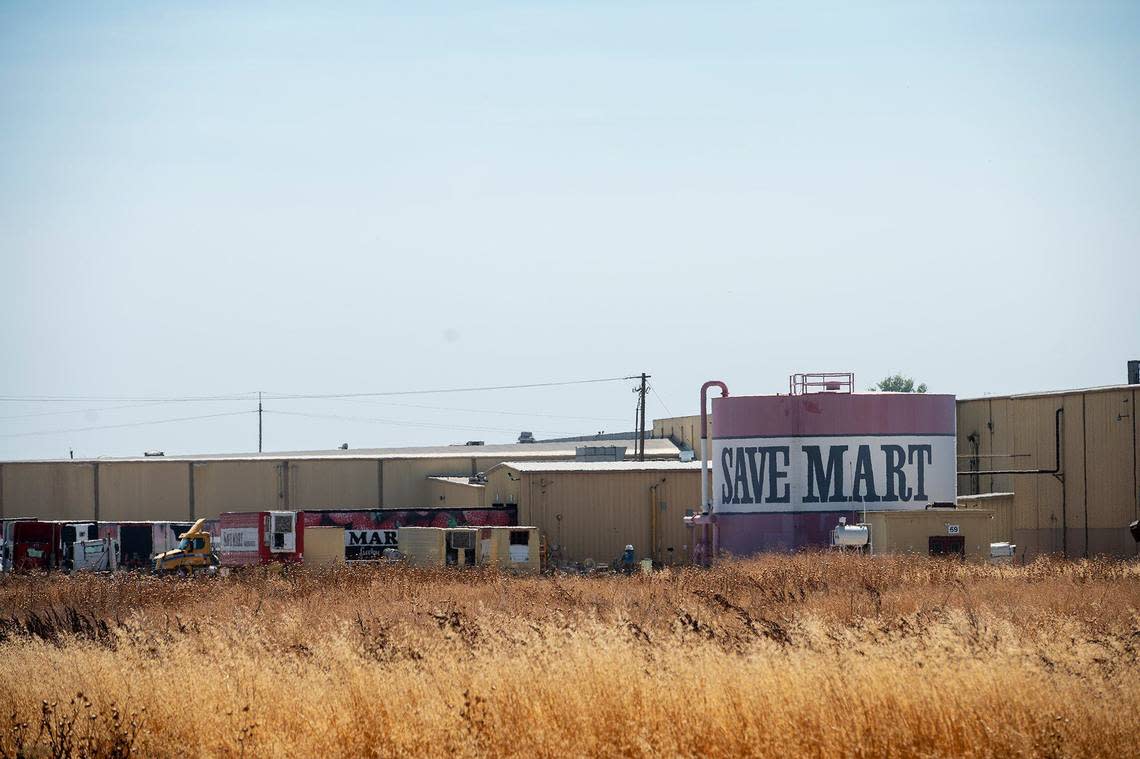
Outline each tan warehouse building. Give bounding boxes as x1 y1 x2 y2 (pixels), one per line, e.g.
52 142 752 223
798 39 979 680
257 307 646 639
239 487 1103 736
484 460 702 565
0 439 681 522
957 384 1139 559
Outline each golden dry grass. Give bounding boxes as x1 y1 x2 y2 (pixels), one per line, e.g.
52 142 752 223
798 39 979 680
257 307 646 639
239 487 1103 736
1 554 1138 758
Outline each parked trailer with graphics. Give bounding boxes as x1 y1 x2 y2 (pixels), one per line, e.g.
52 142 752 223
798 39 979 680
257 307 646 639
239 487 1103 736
691 373 957 557
303 507 517 562
218 511 305 566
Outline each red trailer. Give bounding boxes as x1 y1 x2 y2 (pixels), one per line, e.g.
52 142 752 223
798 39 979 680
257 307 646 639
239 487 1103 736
7 520 63 571
217 511 304 567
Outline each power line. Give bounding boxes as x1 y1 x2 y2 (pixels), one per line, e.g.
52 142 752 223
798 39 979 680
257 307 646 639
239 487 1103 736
650 385 675 418
0 376 631 403
0 400 183 421
264 409 580 437
262 376 634 401
315 396 630 424
0 392 258 403
0 411 255 438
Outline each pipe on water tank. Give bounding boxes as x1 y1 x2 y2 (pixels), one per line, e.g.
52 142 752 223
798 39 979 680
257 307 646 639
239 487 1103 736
699 380 729 512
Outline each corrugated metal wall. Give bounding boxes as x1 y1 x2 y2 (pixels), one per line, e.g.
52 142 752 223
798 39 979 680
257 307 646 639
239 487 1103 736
98 462 190 521
0 463 96 520
957 387 1139 559
425 478 486 508
192 461 282 517
652 415 702 452
290 459 379 509
516 469 701 565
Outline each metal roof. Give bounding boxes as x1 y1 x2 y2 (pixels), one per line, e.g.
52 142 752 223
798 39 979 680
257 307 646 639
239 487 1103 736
426 476 485 487
957 383 1138 402
490 460 704 474
5 438 681 464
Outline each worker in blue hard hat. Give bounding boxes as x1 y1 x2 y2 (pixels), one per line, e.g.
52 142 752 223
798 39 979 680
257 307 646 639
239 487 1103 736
621 544 636 575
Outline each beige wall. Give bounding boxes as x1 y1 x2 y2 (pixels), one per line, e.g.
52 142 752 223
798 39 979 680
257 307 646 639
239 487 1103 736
426 478 486 508
291 459 379 509
192 461 282 517
652 415 702 453
98 461 190 521
957 493 1014 548
513 468 701 565
484 467 521 506
303 526 346 565
0 462 96 520
957 388 1139 559
866 509 998 561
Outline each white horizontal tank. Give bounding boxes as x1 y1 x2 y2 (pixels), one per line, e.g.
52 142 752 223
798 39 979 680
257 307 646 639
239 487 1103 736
831 522 870 548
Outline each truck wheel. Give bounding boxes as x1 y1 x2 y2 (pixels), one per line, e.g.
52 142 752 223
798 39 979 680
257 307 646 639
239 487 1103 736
179 566 190 577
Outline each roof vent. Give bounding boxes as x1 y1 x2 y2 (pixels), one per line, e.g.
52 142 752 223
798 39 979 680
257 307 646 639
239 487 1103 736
143 451 165 457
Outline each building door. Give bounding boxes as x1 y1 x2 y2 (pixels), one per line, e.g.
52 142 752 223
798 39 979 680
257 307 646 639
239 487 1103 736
929 535 965 558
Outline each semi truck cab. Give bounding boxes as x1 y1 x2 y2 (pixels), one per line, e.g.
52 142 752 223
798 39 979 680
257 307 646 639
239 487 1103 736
153 519 219 574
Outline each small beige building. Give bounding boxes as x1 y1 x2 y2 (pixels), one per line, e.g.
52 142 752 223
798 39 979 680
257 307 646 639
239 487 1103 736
397 526 479 567
479 525 541 574
484 460 703 565
865 508 1002 561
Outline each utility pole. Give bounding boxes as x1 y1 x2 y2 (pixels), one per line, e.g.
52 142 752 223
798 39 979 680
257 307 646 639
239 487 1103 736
637 372 649 461
258 391 263 453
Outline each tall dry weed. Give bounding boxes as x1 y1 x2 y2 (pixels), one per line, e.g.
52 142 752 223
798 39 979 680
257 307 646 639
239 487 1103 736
0 554 1137 757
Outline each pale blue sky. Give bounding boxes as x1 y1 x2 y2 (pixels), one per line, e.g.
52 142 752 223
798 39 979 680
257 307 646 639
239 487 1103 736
2 1 1138 459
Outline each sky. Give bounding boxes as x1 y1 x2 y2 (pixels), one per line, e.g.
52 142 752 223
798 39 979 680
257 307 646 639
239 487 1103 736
2 1 1139 460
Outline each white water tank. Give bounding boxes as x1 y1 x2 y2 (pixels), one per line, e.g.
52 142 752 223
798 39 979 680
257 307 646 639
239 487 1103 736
831 523 870 548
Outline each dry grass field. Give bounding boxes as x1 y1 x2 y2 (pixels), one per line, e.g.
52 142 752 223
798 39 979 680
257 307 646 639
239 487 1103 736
1 554 1138 758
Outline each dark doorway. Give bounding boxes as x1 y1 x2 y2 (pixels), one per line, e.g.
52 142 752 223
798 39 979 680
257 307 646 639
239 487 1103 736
929 535 965 558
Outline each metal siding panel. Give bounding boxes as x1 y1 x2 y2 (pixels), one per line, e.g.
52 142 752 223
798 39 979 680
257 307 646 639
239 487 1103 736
97 462 190 521
1061 394 1086 557
1083 390 1134 556
193 461 281 517
0 463 96 519
955 400 990 496
290 459 378 509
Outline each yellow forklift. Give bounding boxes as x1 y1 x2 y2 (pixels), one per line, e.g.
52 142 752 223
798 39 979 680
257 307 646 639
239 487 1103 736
152 519 220 575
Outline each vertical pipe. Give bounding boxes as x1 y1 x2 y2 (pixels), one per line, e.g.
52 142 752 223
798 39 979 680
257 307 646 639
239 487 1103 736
699 381 729 512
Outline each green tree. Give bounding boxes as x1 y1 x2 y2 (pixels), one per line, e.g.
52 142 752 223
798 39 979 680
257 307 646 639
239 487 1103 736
873 374 927 393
